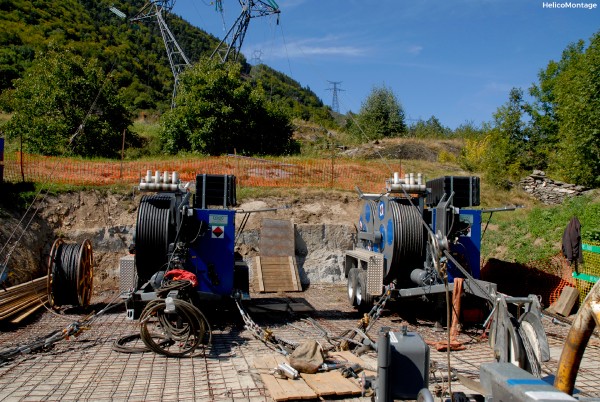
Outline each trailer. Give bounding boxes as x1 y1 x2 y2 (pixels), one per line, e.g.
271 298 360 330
345 173 495 312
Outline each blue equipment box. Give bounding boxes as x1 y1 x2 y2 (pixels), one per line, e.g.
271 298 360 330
188 209 236 296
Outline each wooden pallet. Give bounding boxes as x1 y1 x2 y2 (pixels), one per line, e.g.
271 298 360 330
254 256 302 292
254 353 363 401
299 371 361 397
253 355 317 401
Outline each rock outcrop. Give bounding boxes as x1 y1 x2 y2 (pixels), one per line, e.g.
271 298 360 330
520 170 588 205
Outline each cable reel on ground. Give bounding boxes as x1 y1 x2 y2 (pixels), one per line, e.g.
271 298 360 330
47 238 94 308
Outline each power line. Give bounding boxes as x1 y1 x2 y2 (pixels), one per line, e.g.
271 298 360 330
326 81 345 113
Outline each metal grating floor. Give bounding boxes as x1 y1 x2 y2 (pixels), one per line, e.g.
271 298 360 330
0 285 599 401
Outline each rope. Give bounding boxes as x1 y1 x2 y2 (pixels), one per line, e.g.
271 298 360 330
51 243 80 306
388 201 425 278
113 280 210 357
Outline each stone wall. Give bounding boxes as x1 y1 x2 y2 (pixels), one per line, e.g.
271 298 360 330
520 170 588 205
242 224 355 285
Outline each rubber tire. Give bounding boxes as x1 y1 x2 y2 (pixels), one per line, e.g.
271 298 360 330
347 268 359 307
356 271 374 313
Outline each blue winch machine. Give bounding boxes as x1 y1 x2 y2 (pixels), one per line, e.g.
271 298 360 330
122 171 248 320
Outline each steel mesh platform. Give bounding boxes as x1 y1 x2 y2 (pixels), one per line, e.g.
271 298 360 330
0 285 598 401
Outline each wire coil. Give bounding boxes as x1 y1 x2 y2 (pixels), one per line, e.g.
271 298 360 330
47 239 94 307
135 194 175 284
378 198 426 283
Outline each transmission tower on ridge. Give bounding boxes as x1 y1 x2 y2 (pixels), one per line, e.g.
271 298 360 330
326 81 344 113
122 1 190 108
211 0 280 62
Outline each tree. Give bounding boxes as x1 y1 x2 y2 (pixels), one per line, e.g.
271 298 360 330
351 85 406 141
527 40 587 172
483 88 530 188
3 49 134 157
160 57 298 155
552 32 600 186
408 116 450 138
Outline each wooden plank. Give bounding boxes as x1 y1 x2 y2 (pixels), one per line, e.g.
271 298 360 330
259 256 292 265
288 256 300 291
328 351 377 376
254 256 265 292
10 302 47 324
254 355 317 401
547 286 579 316
255 255 302 293
300 371 361 396
260 374 291 401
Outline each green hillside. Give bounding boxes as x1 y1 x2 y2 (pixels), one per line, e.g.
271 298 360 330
0 0 331 118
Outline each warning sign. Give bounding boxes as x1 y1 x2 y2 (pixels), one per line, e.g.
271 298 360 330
212 226 224 238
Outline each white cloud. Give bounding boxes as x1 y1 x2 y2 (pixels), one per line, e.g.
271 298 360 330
253 36 368 59
407 45 424 55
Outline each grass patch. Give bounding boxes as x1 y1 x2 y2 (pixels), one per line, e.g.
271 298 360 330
125 120 163 158
481 195 600 263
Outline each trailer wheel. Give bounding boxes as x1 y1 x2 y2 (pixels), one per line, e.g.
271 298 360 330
347 268 359 306
356 271 374 313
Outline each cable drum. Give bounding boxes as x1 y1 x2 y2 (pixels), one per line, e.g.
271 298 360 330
135 194 175 284
380 199 426 283
47 239 94 307
358 200 378 251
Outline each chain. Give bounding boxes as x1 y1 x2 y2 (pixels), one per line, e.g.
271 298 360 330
365 284 393 333
234 299 298 355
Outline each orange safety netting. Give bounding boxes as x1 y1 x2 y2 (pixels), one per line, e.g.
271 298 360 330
2 152 402 193
481 253 576 308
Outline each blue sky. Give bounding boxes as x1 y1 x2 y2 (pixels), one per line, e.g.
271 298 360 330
171 0 599 129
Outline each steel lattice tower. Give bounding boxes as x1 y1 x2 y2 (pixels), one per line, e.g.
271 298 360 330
129 1 190 108
326 81 344 113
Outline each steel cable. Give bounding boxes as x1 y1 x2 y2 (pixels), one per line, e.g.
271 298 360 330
139 298 211 357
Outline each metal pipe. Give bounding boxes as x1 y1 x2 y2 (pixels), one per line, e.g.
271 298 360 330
376 327 391 402
554 281 600 394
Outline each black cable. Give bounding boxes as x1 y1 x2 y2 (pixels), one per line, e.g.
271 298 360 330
135 194 174 282
112 333 149 354
50 242 84 306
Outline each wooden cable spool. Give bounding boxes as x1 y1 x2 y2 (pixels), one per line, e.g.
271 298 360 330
47 239 94 307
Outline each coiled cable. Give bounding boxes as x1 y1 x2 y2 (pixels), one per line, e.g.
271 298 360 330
47 239 93 307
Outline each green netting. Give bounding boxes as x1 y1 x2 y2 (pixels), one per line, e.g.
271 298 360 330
574 241 600 303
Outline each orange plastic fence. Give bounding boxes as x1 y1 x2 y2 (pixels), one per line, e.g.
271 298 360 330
516 254 577 306
2 152 401 193
481 253 576 308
